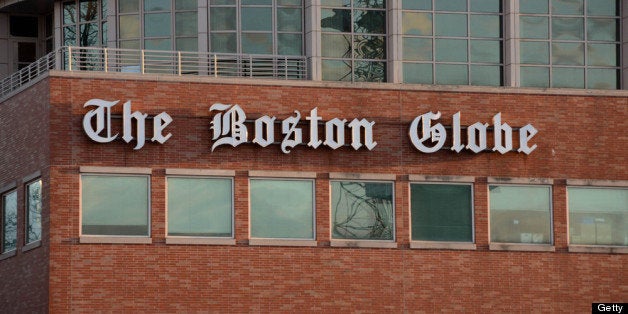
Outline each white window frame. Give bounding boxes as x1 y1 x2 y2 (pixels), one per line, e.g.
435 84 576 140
0 182 18 259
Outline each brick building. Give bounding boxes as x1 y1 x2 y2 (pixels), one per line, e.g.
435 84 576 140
1 0 627 312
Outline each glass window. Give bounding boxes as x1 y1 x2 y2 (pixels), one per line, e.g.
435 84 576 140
489 185 552 244
63 0 107 47
2 190 17 253
402 0 503 86
209 1 303 56
26 180 42 244
519 0 619 89
81 175 149 236
568 187 627 246
167 177 233 237
331 181 394 240
411 183 473 242
250 179 314 239
321 0 386 82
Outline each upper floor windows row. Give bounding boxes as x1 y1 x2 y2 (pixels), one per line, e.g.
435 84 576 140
1 178 42 257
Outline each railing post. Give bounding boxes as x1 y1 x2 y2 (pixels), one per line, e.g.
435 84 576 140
214 54 218 77
284 56 288 79
68 46 73 71
141 50 145 74
104 48 108 72
249 55 253 77
178 51 182 76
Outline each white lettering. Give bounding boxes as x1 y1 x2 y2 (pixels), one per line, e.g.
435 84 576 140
466 121 488 153
409 111 446 153
348 118 377 150
210 103 248 151
492 113 513 154
122 101 148 150
306 108 323 149
82 99 119 143
151 112 173 144
451 112 464 153
518 124 538 155
281 111 302 153
324 118 347 150
252 115 276 147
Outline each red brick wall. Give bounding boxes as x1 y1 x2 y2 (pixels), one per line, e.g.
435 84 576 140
0 80 50 312
42 75 628 312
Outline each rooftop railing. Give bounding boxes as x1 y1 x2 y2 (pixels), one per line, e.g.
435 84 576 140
0 46 309 101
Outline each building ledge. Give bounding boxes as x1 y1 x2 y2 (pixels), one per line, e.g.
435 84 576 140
165 237 236 246
22 240 41 252
410 241 476 250
248 239 317 247
568 245 628 254
0 249 17 260
489 243 555 252
79 236 152 244
331 240 397 249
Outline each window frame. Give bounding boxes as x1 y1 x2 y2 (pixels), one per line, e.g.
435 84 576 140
79 167 152 244
487 178 555 252
24 178 42 246
566 179 628 253
0 183 18 257
409 178 475 249
165 169 235 245
62 0 108 47
248 171 317 246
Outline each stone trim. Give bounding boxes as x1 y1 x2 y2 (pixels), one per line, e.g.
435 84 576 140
248 239 318 247
489 243 555 252
22 240 41 252
248 170 317 179
79 236 152 244
566 179 628 187
80 166 152 175
568 245 628 254
487 177 553 185
409 175 475 183
410 241 477 250
330 240 397 249
165 169 236 177
329 173 396 181
165 237 236 246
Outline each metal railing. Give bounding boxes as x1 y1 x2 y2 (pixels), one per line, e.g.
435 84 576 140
1 46 309 100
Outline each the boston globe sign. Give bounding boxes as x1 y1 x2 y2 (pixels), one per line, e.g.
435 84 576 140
82 99 538 155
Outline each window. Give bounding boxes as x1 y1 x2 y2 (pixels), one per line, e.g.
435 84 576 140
402 0 503 86
209 0 303 55
118 0 198 51
489 185 552 244
1 190 17 253
519 0 620 89
167 177 233 237
331 181 394 240
411 183 473 242
568 187 627 246
63 0 108 47
25 180 42 244
249 179 314 239
321 0 386 82
81 174 150 236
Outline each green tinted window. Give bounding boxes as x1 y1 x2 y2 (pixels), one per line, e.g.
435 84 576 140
411 184 473 242
568 187 627 246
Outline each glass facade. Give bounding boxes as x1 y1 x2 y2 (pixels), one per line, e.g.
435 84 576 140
321 0 386 82
63 0 108 47
489 185 552 244
1 191 17 253
331 181 394 240
402 0 503 86
81 175 150 236
568 187 627 246
26 180 42 244
167 177 233 237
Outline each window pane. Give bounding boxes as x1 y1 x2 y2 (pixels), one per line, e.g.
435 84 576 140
587 68 618 89
470 14 500 38
332 181 393 240
80 0 99 22
119 0 139 13
520 66 549 87
520 41 549 64
322 59 352 81
168 177 232 237
242 33 273 54
568 187 627 246
64 2 77 24
552 17 583 40
470 0 501 13
403 37 432 61
470 40 500 63
551 0 583 15
145 38 171 50
353 10 385 34
2 191 17 252
402 12 432 36
82 175 149 236
242 0 271 4
587 0 618 16
435 13 467 37
277 8 302 32
145 0 170 11
176 12 197 36
210 7 236 31
434 0 466 12
552 42 584 65
520 16 548 39
176 0 197 10
250 180 314 239
321 9 351 32
471 65 501 86
26 180 42 244
520 0 548 13
587 43 617 67
64 26 77 46
79 23 99 46
403 0 431 10
321 0 350 6
278 33 302 55
241 7 272 31
587 18 618 41
176 37 197 51
278 0 302 5
322 34 351 58
210 33 237 53
489 185 551 244
354 61 386 82
435 39 467 62
403 62 433 84
119 39 140 49
411 184 472 242
119 15 140 39
553 67 584 88
145 13 171 37
354 35 385 59
354 0 384 8
435 64 468 85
